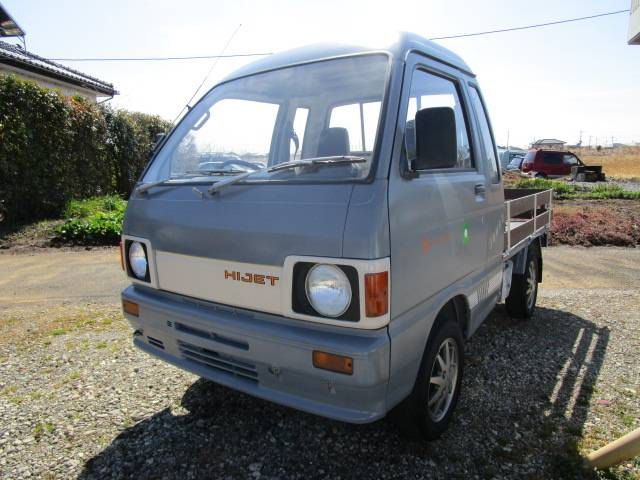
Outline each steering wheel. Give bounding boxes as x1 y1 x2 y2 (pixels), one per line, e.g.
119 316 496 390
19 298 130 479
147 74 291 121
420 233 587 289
220 159 261 171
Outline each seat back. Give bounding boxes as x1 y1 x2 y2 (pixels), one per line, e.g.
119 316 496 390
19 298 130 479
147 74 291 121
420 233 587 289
317 127 350 157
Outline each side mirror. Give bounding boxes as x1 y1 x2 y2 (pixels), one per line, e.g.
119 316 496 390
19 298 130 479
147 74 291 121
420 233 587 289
406 107 457 171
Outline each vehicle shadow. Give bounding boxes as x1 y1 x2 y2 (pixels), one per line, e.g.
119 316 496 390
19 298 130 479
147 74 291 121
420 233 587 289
78 305 609 479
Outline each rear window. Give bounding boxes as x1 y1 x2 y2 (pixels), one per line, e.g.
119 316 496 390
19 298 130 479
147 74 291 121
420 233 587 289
542 152 563 164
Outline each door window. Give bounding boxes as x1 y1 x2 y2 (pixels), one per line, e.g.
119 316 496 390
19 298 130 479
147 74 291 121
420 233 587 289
406 70 472 169
468 86 499 183
542 152 563 165
563 154 579 166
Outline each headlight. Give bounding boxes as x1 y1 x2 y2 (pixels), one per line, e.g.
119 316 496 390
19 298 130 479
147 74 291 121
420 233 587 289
305 264 352 317
128 241 148 279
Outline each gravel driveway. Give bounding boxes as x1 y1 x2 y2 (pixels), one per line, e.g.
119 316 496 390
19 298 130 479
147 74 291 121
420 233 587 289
0 247 638 479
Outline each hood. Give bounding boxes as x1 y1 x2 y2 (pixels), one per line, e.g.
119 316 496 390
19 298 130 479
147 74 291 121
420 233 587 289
123 182 354 266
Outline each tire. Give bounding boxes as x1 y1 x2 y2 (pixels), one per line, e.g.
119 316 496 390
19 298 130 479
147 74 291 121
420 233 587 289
394 309 464 441
0 207 6 223
576 173 586 182
506 245 539 319
534 173 547 179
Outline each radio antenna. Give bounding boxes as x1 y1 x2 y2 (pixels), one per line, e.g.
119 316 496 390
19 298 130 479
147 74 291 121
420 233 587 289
172 24 243 124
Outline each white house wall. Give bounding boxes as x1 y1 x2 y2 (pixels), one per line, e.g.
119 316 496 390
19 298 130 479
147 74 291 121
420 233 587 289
0 64 99 101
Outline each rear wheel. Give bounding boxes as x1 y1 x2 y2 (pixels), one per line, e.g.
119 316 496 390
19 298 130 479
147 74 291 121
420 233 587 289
506 245 539 318
394 309 464 441
534 172 547 179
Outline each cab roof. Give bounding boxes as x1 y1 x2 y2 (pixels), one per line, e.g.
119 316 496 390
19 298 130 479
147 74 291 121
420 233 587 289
221 32 474 84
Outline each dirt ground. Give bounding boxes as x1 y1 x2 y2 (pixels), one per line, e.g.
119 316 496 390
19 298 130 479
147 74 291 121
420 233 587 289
0 249 125 309
0 247 638 479
1 246 637 308
550 199 640 247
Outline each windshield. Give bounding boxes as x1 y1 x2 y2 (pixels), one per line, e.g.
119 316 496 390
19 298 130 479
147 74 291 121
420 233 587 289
508 156 523 167
144 54 390 184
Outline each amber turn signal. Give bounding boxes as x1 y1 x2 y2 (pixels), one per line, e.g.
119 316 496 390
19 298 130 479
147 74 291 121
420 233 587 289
122 299 139 317
364 271 388 317
119 240 125 271
312 350 353 375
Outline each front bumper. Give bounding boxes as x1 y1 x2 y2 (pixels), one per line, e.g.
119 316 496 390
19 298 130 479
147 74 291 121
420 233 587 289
122 285 391 423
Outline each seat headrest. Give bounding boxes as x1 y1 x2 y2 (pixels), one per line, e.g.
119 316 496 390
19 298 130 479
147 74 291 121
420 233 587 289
317 127 350 157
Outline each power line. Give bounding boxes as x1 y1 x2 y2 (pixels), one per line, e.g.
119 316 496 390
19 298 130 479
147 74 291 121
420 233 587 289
49 52 273 62
46 9 630 62
429 9 629 40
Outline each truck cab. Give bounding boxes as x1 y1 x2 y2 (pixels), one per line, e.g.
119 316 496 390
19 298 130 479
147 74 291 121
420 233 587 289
121 33 549 439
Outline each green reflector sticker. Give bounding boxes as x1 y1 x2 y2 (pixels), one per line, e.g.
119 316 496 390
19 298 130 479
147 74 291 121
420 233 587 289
462 223 470 245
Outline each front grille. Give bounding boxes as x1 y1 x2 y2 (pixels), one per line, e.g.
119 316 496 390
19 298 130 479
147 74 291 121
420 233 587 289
178 341 258 383
147 336 165 350
175 322 248 350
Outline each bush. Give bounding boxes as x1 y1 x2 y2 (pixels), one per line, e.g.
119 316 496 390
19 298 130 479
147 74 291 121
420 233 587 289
102 106 170 196
55 196 127 245
515 178 575 196
0 74 171 223
515 178 640 200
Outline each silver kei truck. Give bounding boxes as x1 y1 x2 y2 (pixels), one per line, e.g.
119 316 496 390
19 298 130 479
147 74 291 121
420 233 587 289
120 32 552 440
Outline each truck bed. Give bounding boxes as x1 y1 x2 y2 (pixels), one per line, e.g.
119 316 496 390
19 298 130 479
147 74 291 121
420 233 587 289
504 188 553 258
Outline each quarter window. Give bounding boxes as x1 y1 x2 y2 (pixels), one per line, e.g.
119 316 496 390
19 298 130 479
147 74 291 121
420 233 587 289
406 70 473 169
330 101 381 152
290 107 309 161
468 86 499 183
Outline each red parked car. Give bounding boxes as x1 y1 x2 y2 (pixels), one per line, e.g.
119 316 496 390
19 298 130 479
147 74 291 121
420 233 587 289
521 149 605 181
521 149 581 178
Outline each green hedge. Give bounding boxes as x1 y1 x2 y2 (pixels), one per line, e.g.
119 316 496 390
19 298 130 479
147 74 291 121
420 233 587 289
0 74 171 223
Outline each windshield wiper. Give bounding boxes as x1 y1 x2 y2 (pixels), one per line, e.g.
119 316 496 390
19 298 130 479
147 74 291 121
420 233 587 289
138 156 366 196
183 169 250 176
135 179 172 195
208 156 366 194
268 155 366 172
135 169 250 195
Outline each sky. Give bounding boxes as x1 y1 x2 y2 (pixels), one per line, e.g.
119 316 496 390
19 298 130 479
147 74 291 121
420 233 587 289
3 0 640 148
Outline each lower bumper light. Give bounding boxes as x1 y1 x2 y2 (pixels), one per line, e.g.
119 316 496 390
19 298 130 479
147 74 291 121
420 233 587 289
312 350 353 375
123 299 139 317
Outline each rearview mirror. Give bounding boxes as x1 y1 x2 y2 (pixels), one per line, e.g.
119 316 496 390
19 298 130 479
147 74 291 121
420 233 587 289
405 107 457 171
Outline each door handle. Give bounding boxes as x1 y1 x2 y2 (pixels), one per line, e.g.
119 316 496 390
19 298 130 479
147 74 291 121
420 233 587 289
474 183 486 196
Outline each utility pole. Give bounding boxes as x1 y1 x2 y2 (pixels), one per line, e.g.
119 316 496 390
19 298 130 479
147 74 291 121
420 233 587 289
506 130 510 150
588 135 592 148
579 130 583 145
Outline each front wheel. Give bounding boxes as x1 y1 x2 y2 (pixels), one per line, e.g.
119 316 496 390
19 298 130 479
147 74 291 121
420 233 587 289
506 245 540 318
394 313 464 441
